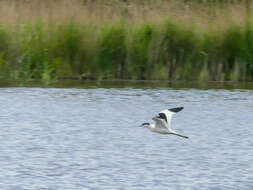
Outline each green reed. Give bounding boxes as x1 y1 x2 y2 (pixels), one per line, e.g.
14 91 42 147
1 16 253 82
96 24 127 79
128 24 153 80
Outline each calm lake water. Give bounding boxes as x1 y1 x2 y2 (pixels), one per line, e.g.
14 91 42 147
0 83 253 189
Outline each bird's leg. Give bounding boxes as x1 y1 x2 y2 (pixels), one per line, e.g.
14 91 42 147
170 132 189 139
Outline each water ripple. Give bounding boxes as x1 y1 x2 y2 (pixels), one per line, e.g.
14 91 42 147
0 88 252 189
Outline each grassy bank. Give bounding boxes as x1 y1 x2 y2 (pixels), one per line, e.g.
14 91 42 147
0 0 253 82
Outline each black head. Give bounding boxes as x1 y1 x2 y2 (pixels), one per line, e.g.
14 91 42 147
141 122 150 127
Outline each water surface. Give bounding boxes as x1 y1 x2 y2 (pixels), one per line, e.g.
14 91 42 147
0 87 252 189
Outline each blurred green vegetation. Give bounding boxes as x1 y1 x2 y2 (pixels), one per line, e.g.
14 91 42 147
0 0 253 82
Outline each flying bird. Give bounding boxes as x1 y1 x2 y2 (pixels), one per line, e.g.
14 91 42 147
141 107 188 139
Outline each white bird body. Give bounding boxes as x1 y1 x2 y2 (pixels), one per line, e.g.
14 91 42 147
141 107 188 138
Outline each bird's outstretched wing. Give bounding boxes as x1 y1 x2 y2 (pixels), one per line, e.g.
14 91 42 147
159 107 184 130
168 107 184 113
152 117 168 129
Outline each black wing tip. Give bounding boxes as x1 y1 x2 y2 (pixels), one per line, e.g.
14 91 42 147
168 107 184 113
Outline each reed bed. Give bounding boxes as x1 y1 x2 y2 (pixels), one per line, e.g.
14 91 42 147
0 0 253 82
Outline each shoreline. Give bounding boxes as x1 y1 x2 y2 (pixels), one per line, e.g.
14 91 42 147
1 79 253 90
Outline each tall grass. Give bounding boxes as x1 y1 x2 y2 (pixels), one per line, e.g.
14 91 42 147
0 25 10 79
0 0 253 82
128 24 153 80
96 25 127 79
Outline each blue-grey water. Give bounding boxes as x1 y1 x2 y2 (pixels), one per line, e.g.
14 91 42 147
0 87 252 190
